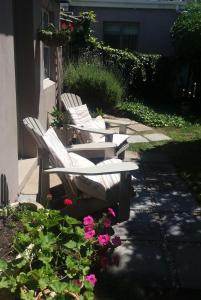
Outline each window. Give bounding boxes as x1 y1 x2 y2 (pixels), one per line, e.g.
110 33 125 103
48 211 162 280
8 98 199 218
103 22 139 51
42 10 54 79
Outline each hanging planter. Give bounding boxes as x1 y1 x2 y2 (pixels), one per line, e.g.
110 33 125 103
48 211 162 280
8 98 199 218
37 23 70 47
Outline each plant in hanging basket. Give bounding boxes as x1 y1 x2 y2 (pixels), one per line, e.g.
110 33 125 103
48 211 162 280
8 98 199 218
37 23 70 47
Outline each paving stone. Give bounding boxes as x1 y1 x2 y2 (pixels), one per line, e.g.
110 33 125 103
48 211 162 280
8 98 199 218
130 187 154 210
161 212 201 242
169 243 201 288
125 150 140 162
127 135 149 143
143 133 171 142
108 241 172 288
113 211 161 240
152 191 197 212
129 124 153 132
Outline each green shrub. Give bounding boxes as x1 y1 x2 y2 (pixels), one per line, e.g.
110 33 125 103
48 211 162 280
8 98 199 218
170 3 201 61
117 100 186 128
82 37 163 97
64 59 124 109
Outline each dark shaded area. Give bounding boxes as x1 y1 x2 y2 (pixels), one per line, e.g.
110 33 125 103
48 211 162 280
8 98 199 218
95 274 201 300
0 174 9 207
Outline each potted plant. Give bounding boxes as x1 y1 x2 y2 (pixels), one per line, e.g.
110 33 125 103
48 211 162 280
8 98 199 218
37 23 71 47
49 106 73 146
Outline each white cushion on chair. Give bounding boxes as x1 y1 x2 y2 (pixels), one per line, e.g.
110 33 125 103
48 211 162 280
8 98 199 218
68 104 92 143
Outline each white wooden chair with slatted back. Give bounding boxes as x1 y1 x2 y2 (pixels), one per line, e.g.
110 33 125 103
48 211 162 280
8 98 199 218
61 93 130 160
23 117 139 220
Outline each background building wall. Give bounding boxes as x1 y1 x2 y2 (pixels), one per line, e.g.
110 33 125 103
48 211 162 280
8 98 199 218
71 6 177 55
0 0 18 202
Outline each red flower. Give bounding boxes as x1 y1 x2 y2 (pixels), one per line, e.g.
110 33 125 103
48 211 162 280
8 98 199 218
103 218 111 228
100 256 109 269
68 22 74 32
64 199 73 205
61 20 68 30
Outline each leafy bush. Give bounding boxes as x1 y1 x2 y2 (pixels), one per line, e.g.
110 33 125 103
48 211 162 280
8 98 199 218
171 3 201 61
117 101 186 128
82 37 163 97
64 59 124 109
0 207 121 300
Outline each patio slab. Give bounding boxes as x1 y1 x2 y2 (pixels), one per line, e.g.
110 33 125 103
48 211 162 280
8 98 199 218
108 241 172 288
161 212 201 242
113 211 161 241
143 133 171 142
168 242 201 289
127 135 149 143
129 123 153 132
152 191 197 212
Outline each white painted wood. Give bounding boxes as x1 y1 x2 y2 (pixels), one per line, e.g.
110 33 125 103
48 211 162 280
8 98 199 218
67 142 115 151
44 161 138 175
68 124 115 136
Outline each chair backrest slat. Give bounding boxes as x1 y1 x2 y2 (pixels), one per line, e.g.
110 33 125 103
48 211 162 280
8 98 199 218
23 117 77 197
61 93 82 110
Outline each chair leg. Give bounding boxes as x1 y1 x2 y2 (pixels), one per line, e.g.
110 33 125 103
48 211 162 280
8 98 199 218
37 151 50 207
118 172 131 221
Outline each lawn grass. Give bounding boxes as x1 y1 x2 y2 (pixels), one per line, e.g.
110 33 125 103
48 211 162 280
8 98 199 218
129 123 201 203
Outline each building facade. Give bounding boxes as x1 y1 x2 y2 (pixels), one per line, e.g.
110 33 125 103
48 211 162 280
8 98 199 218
0 0 60 204
67 0 186 55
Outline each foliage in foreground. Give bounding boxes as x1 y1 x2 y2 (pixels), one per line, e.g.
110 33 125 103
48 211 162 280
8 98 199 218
64 59 124 109
116 101 186 128
0 208 121 300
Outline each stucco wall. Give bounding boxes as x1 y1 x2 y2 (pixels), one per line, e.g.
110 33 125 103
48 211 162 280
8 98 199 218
15 0 59 158
71 6 177 55
0 1 18 202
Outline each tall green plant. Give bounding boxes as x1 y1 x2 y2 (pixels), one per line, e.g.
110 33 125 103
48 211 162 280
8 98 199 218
64 58 124 109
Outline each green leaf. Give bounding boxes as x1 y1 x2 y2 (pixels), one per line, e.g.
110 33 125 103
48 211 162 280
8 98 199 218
0 259 8 272
65 240 77 249
20 288 35 300
49 281 67 293
38 253 53 265
64 215 81 225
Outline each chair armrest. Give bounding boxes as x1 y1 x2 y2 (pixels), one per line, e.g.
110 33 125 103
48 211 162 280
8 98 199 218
68 124 114 136
44 162 139 175
104 119 131 126
66 142 115 152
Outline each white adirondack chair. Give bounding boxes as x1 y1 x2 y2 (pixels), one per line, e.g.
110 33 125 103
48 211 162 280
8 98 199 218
23 117 138 220
61 93 130 159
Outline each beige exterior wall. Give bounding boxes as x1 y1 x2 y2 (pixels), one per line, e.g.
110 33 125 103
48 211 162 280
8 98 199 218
0 0 18 203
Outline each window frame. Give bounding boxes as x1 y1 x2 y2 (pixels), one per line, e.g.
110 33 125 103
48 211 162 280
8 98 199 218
103 21 139 51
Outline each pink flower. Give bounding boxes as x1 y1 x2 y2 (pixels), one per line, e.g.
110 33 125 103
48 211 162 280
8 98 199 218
111 236 121 247
103 218 111 228
108 208 116 217
84 224 94 232
84 230 95 240
86 274 97 286
83 216 94 226
100 256 109 269
98 234 110 246
64 199 73 205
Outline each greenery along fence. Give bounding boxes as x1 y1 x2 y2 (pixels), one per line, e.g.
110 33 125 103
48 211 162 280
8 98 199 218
82 37 164 97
